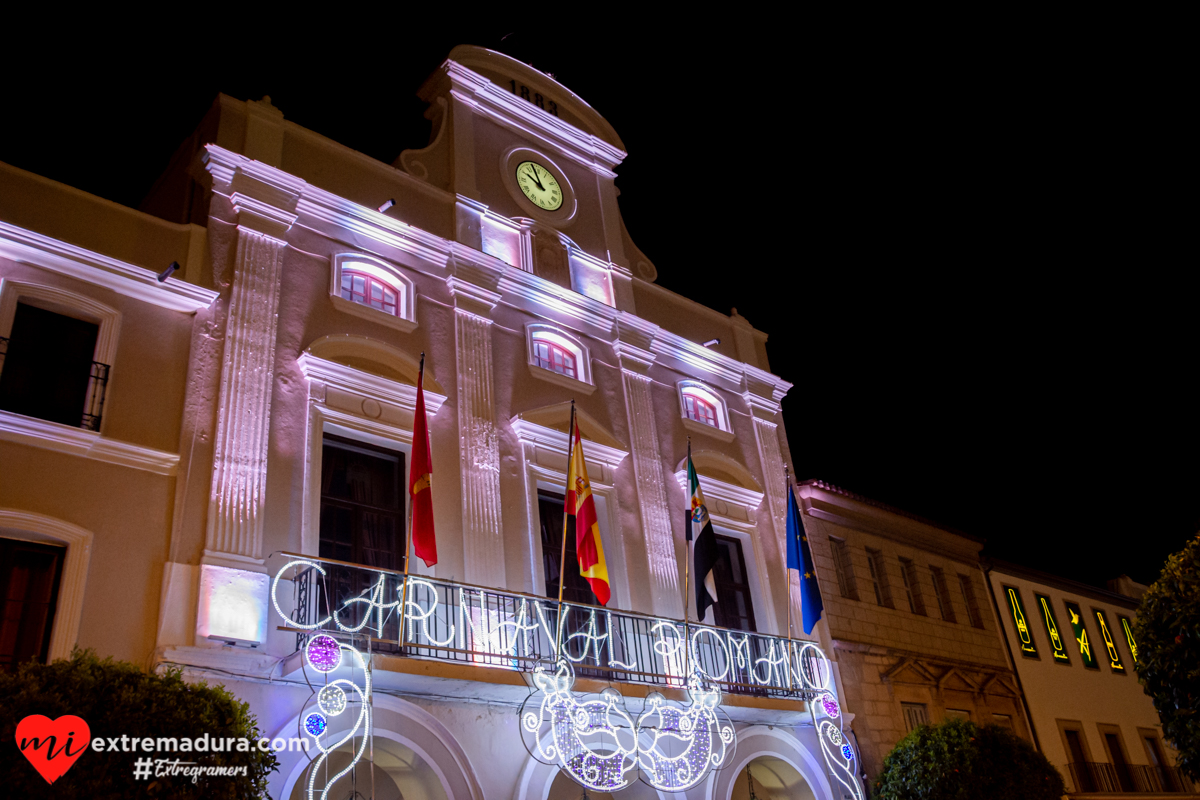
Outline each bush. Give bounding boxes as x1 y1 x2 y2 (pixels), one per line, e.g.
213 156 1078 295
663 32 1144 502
0 649 277 798
1135 533 1200 780
875 717 1064 800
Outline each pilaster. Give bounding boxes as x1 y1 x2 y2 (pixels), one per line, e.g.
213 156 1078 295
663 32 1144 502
751 413 792 633
448 257 506 588
614 313 680 618
201 152 302 571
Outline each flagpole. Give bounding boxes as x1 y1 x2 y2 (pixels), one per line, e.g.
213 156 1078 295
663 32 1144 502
554 400 576 659
396 352 424 653
683 438 692 683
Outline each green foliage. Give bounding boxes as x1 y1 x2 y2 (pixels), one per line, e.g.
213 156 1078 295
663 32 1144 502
1135 533 1200 780
875 718 1064 800
0 649 277 798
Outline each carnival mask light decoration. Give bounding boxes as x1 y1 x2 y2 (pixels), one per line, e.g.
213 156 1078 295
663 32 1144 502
520 658 640 792
635 673 736 792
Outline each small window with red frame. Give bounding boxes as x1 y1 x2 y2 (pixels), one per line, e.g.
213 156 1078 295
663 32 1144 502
341 270 399 316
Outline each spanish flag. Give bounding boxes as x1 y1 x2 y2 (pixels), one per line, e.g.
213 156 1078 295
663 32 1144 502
566 419 610 606
410 356 436 567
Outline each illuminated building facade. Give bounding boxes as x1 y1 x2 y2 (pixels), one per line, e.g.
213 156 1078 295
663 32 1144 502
985 562 1195 796
794 480 1031 780
0 47 854 799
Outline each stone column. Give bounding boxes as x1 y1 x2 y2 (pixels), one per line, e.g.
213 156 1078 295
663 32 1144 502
447 256 506 588
201 155 302 570
615 313 681 618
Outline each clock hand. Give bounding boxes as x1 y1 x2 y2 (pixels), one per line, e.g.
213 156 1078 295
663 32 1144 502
528 165 546 191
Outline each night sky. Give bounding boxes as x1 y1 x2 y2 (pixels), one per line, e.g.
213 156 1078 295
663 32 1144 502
3 24 1193 591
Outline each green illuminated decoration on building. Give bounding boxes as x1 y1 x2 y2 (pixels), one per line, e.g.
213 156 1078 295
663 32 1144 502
1093 609 1126 673
1036 593 1070 663
1064 601 1099 670
1004 586 1038 658
1118 614 1138 663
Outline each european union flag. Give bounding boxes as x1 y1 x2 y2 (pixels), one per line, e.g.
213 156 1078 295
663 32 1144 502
786 485 824 635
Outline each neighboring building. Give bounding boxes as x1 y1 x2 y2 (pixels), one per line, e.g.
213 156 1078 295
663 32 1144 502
795 480 1031 780
985 560 1197 797
0 47 865 800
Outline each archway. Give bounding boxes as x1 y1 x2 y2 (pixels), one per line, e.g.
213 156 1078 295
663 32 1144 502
286 734 449 800
731 756 815 800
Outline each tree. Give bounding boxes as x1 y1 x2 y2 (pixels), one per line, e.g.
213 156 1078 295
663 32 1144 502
0 650 278 798
1134 533 1200 780
875 717 1064 800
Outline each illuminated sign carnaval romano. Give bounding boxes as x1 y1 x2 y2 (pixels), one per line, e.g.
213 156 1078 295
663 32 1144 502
271 558 863 796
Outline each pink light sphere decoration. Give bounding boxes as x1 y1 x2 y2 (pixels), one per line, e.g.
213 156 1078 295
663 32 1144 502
820 693 840 719
306 634 342 673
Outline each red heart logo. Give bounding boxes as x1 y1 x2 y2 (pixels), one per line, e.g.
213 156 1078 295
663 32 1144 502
15 715 90 784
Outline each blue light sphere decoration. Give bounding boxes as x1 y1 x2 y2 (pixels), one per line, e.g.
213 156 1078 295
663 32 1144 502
318 684 348 716
305 634 341 673
841 743 854 761
304 712 327 737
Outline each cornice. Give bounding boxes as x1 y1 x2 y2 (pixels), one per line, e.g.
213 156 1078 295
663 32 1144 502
0 222 219 313
498 266 617 336
446 251 504 315
672 470 764 512
983 558 1140 610
296 354 447 415
510 418 628 472
0 410 180 475
203 146 302 239
440 60 627 176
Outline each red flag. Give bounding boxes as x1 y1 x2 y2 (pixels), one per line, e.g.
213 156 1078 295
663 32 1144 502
410 359 436 567
566 420 610 605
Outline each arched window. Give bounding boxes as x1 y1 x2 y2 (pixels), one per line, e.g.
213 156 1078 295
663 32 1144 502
677 381 733 440
682 393 717 427
330 254 417 333
341 270 399 316
525 324 593 392
532 339 576 379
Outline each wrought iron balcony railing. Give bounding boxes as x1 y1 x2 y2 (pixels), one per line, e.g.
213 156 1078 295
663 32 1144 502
273 553 831 701
1067 761 1195 794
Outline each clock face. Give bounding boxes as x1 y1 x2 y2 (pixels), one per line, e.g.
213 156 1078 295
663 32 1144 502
515 160 564 211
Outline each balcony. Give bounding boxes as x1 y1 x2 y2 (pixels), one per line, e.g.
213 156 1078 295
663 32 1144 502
1067 762 1196 795
271 553 831 713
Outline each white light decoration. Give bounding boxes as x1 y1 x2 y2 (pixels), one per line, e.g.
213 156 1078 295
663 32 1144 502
635 674 736 792
520 659 639 793
302 640 371 800
318 684 347 716
271 559 866 796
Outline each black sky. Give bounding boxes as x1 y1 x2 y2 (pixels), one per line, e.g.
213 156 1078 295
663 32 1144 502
2 21 1193 590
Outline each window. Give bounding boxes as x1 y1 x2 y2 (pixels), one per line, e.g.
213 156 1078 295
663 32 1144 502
341 270 399 316
992 714 1013 730
945 709 971 721
683 394 717 427
1103 731 1135 792
0 539 64 673
1142 733 1179 791
930 566 956 623
1064 727 1096 792
901 702 929 733
899 558 926 615
532 339 576 379
330 254 417 332
676 381 732 440
710 534 757 632
0 302 107 430
539 490 602 606
830 537 858 600
865 548 893 608
526 324 592 390
318 435 405 571
959 574 984 628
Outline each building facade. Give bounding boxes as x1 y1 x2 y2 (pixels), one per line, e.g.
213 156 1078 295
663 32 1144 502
794 480 1030 781
0 47 860 800
986 561 1196 797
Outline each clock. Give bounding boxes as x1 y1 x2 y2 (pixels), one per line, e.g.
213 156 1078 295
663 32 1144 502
515 160 563 211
